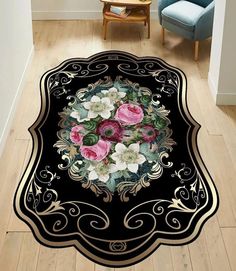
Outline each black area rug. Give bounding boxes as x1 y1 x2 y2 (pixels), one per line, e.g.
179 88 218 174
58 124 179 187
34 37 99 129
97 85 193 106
14 51 219 267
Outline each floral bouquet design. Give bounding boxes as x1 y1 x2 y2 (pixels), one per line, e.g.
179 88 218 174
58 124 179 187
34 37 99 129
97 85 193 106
54 76 175 201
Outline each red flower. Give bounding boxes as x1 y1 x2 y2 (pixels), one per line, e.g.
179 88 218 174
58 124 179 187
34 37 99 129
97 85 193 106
140 125 159 142
97 120 123 142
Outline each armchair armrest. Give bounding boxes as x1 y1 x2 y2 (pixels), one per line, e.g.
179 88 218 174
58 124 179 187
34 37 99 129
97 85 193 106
158 0 180 24
194 1 215 40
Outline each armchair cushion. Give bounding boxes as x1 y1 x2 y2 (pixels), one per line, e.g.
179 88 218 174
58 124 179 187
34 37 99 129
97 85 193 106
158 0 179 23
162 1 204 32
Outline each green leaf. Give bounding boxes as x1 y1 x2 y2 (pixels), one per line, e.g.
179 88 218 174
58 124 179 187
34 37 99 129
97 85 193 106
142 116 152 125
140 95 151 106
61 129 71 140
106 178 116 192
82 120 97 131
122 170 130 178
82 133 99 146
140 143 159 162
112 171 123 179
127 91 138 101
113 81 128 92
71 105 88 119
154 116 167 130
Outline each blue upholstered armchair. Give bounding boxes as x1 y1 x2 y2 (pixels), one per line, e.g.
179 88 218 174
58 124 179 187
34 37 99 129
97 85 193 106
158 0 215 60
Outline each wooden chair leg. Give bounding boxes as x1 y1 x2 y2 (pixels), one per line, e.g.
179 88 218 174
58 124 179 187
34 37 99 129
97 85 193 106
194 41 199 61
103 19 108 40
148 20 151 39
147 6 150 39
161 27 165 45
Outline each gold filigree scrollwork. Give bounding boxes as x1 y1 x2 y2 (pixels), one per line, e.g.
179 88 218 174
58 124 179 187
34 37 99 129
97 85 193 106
124 165 207 233
150 69 179 97
109 242 127 252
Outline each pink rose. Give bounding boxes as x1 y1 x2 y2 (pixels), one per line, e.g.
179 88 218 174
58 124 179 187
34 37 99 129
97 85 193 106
115 103 144 125
70 125 84 145
80 140 111 161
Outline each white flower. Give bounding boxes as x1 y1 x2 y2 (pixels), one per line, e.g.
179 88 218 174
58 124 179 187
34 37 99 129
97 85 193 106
83 96 114 119
88 162 118 183
101 87 126 101
111 143 146 173
70 110 81 121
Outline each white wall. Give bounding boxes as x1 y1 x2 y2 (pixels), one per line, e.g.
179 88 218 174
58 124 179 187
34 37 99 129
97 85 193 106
0 0 34 155
32 0 158 20
208 0 236 105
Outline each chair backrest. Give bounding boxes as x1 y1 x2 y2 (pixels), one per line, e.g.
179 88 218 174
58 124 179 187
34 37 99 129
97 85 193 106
189 0 213 8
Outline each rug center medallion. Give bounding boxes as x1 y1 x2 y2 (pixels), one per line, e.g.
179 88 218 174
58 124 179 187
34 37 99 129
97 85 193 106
54 76 175 202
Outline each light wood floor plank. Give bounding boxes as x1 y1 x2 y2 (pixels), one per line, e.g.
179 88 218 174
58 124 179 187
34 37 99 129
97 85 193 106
11 81 40 140
91 20 112 54
116 266 134 271
152 246 174 271
0 232 23 271
170 246 193 271
188 232 212 271
134 256 154 271
190 78 221 135
0 140 29 250
221 228 236 271
196 40 211 79
204 132 236 226
95 264 114 271
204 216 231 271
76 252 95 271
36 246 58 271
56 247 76 271
17 233 39 271
196 127 236 227
8 140 32 232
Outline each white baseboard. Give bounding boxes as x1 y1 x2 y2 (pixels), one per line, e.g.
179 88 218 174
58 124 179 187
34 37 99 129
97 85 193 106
0 45 34 157
208 72 217 103
32 10 158 20
32 11 102 20
208 72 236 105
215 93 236 105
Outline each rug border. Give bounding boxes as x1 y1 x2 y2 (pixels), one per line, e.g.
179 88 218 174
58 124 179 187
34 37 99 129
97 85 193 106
13 50 219 267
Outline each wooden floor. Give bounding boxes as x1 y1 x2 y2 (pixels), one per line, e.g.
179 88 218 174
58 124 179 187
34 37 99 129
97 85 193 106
0 20 236 271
